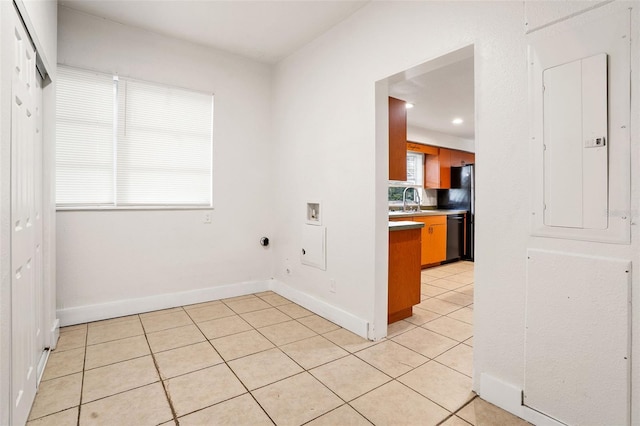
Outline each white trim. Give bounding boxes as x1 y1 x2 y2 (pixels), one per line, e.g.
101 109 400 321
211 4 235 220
270 279 369 338
57 279 270 326
49 319 59 350
479 373 566 426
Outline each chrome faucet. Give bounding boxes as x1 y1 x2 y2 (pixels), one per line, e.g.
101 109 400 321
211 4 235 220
402 187 421 212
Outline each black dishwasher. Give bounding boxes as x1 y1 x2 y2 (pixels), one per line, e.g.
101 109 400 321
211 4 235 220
446 215 465 261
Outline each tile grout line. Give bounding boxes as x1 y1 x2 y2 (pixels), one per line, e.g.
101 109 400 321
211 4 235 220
140 312 180 425
183 306 279 426
76 317 89 426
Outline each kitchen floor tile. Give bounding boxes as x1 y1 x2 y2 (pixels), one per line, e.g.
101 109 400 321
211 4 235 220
436 344 474 377
404 307 441 326
28 373 82 421
447 273 475 285
139 307 184 318
197 315 253 340
398 361 474 412
86 318 144 345
258 320 316 346
88 315 139 328
82 355 159 403
441 415 473 426
154 341 223 379
421 284 449 297
140 310 193 333
355 340 428 378
276 303 314 319
183 299 222 311
386 319 416 338
59 323 86 334
422 316 474 342
310 355 390 401
163 364 246 417
178 393 272 426
436 291 474 306
85 335 150 370
26 407 78 426
210 329 274 361
228 348 303 390
457 284 475 296
322 328 378 353
448 307 474 325
296 314 340 334
306 404 371 426
417 298 463 315
252 372 342 426
54 329 86 352
351 380 449 426
464 337 474 347
421 269 454 279
224 297 271 314
146 324 206 353
185 303 236 323
41 347 84 381
79 382 173 426
280 335 349 370
240 307 291 328
258 293 291 307
429 278 469 291
457 397 530 425
392 327 457 358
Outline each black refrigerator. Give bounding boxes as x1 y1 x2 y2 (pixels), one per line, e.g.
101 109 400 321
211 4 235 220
437 165 474 261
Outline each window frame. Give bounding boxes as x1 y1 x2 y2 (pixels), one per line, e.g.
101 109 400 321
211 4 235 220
55 65 214 211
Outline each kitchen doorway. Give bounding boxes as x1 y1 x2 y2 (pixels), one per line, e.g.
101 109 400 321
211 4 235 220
374 44 477 342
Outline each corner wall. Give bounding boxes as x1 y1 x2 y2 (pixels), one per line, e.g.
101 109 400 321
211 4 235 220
56 7 276 324
271 0 638 423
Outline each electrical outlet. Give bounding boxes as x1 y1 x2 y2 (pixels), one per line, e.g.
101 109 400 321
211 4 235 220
203 212 212 224
329 278 336 293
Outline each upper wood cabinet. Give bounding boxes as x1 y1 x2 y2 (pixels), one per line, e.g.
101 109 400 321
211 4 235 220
389 97 407 181
450 150 475 167
438 148 452 189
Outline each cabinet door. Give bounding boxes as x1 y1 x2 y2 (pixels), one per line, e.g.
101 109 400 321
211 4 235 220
389 97 407 181
425 154 440 188
413 216 447 265
388 228 421 323
439 148 452 189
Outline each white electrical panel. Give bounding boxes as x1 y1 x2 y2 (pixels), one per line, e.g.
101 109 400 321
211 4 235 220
528 9 631 244
542 53 608 230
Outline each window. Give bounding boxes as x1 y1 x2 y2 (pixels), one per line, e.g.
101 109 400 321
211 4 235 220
56 66 213 208
388 151 424 205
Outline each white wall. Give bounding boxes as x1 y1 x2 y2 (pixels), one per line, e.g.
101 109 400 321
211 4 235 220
56 7 276 324
407 125 475 153
272 0 638 424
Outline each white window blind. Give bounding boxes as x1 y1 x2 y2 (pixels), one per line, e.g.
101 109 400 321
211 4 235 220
56 66 213 208
406 151 424 186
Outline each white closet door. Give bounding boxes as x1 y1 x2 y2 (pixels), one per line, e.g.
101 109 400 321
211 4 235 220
10 5 45 425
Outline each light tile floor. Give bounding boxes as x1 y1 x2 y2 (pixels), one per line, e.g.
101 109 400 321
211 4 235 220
28 261 529 425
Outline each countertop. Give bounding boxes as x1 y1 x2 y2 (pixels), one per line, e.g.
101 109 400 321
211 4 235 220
388 221 425 231
388 209 467 219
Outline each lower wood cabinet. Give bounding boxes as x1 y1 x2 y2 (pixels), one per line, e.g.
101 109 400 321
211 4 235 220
412 215 447 266
388 227 421 324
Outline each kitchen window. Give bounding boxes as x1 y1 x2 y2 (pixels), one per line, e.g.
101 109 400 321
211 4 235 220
56 66 213 209
388 151 424 204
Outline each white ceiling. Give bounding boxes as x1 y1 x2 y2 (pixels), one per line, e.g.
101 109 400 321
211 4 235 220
59 0 369 64
389 56 475 140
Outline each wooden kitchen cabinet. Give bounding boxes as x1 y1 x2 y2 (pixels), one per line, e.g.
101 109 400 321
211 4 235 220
413 215 447 266
450 150 475 167
425 148 451 189
389 97 407 181
388 227 421 324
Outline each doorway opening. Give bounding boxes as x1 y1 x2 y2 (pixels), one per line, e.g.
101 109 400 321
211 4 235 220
374 44 476 348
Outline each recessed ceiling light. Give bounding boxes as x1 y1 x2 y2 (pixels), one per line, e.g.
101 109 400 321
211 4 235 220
405 103 414 109
452 118 464 125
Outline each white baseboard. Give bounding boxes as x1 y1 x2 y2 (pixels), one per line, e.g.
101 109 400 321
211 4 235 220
479 373 565 426
269 279 369 338
57 279 271 326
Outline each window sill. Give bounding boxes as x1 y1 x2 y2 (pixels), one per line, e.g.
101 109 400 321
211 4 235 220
56 205 213 212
